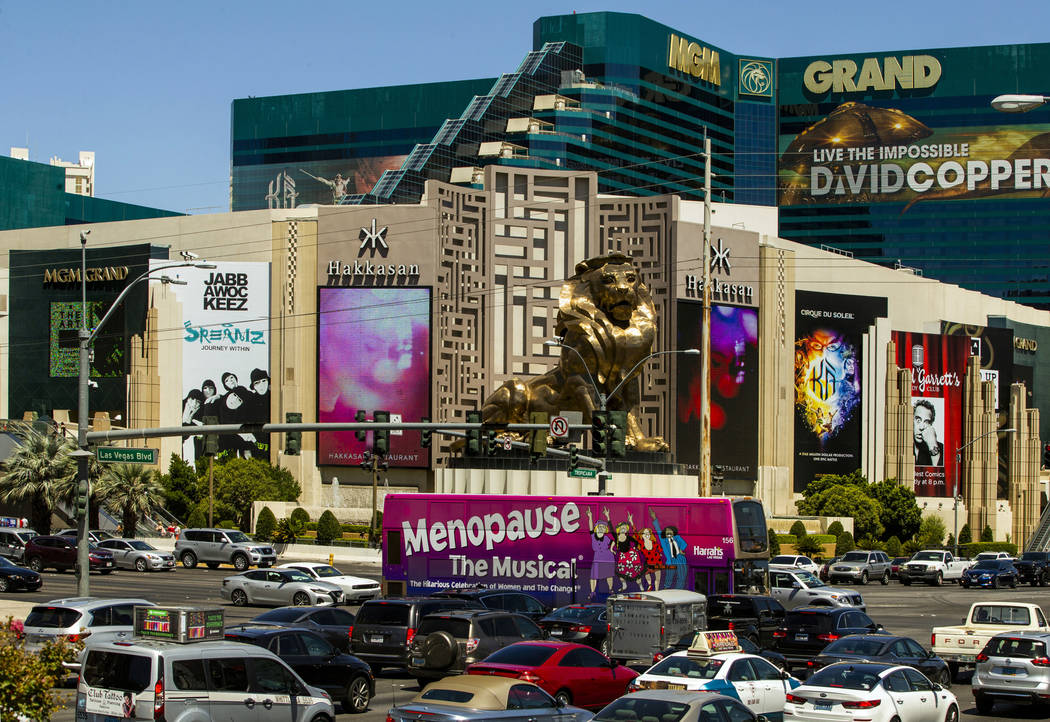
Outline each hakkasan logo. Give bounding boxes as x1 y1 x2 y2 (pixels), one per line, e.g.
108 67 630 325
739 59 773 97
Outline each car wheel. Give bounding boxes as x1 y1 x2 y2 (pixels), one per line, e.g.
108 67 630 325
859 571 868 585
901 577 911 586
881 571 890 585
1010 577 1017 589
554 689 573 706
961 581 969 589
944 704 959 722
135 558 148 573
599 638 611 657
99 569 112 575
933 571 943 587
293 591 311 606
344 675 371 714
993 576 1001 589
310 715 332 722
975 693 994 714
231 589 248 607
0 577 9 592
936 668 952 687
27 557 43 573
947 662 960 683
181 551 197 569
206 562 220 570
232 554 249 572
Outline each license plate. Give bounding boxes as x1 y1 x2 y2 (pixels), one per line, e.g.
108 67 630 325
816 703 831 711
796 633 809 641
370 635 383 643
1001 667 1019 675
550 629 562 636
412 657 424 666
105 561 113 566
667 683 686 690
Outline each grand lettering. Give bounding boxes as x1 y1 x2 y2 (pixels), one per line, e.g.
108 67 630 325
804 55 941 94
43 266 129 284
402 503 581 557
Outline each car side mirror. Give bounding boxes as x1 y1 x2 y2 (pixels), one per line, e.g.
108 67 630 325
756 716 769 722
791 582 801 589
781 670 791 680
931 683 942 692
608 659 619 668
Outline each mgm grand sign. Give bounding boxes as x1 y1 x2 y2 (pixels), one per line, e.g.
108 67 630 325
43 266 130 285
803 55 942 94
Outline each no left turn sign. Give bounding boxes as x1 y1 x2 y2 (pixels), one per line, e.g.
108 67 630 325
550 416 569 438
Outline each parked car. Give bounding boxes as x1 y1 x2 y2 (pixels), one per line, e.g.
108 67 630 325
769 554 821 575
223 623 375 713
387 675 591 722
806 634 952 685
889 556 910 579
350 596 484 672
973 551 1012 563
77 638 334 722
972 631 1050 714
56 529 116 545
898 549 970 585
769 568 865 611
251 605 356 652
22 597 154 652
276 562 381 602
537 603 609 655
772 606 886 670
96 538 176 572
706 594 786 647
960 559 1019 588
593 689 765 722
407 609 545 680
0 555 42 592
827 550 892 585
431 586 551 621
24 535 115 574
932 601 1050 681
784 662 958 722
653 630 789 670
818 556 841 582
175 527 276 570
221 568 343 607
467 640 637 709
0 527 38 562
1013 551 1050 586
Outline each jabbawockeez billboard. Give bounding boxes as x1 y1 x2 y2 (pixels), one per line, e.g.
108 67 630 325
793 291 887 491
893 332 970 497
154 262 271 462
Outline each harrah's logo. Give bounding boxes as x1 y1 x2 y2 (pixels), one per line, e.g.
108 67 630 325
203 272 249 311
911 366 960 394
402 503 581 557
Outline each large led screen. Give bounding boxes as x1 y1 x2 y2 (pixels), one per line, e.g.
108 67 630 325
676 302 759 479
793 291 887 491
318 287 431 467
893 332 971 497
50 301 125 378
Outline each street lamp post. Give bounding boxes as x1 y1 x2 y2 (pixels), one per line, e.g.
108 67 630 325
953 426 1016 557
75 233 214 595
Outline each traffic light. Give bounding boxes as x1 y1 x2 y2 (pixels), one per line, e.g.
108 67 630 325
1043 443 1050 469
359 449 373 470
591 410 610 456
354 409 367 442
373 410 390 456
285 412 302 455
486 431 498 456
608 410 628 458
465 411 482 456
530 411 549 460
420 416 431 448
203 415 219 456
568 444 579 472
75 478 89 518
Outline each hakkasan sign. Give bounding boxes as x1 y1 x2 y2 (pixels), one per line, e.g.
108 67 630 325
779 101 1050 209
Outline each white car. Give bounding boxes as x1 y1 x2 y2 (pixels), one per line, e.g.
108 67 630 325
629 649 800 719
277 562 381 602
785 661 959 722
770 555 821 576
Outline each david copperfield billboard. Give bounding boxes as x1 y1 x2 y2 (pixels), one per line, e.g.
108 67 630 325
794 291 887 491
893 332 970 497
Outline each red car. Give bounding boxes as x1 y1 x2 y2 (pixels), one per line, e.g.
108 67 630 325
466 640 638 710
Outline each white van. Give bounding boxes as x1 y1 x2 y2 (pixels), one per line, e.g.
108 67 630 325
0 527 37 562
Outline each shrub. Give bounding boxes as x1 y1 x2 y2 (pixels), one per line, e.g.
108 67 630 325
186 507 206 529
945 533 956 551
316 510 342 545
768 528 780 556
902 539 924 555
789 521 808 539
856 538 886 552
217 520 236 529
917 516 947 548
255 507 276 541
290 508 311 527
960 541 1018 558
776 534 797 544
886 536 902 557
796 535 823 556
826 521 844 537
835 532 855 555
306 521 318 531
273 516 307 545
959 523 972 545
809 534 836 545
981 525 994 542
0 617 81 719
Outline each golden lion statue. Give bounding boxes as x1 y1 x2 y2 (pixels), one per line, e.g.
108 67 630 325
481 252 668 451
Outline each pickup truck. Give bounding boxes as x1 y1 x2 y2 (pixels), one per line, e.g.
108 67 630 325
931 601 1050 680
898 549 970 586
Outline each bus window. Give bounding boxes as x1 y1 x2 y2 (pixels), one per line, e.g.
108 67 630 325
386 530 401 565
731 499 767 555
713 570 730 595
693 569 710 595
735 559 768 594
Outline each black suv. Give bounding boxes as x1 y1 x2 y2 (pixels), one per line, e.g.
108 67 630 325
223 624 375 713
431 587 551 621
407 609 545 680
772 606 886 670
1014 551 1050 586
707 594 786 647
349 597 483 672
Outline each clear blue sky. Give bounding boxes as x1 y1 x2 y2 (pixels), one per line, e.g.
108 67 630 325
3 0 1047 215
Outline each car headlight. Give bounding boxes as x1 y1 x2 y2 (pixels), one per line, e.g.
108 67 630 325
311 588 330 594
828 594 842 600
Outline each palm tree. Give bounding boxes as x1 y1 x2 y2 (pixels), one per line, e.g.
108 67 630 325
0 424 76 534
95 464 164 538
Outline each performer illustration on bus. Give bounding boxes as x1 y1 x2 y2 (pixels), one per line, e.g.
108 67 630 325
613 511 644 591
585 506 616 600
635 525 665 591
651 508 688 589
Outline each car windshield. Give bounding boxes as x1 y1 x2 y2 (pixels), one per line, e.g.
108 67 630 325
972 561 1000 570
83 650 152 693
254 608 307 623
283 570 312 583
795 571 824 587
226 532 251 543
546 605 600 622
483 645 558 666
823 638 887 656
911 552 942 562
840 552 869 562
806 665 882 691
647 655 723 680
771 556 799 565
594 698 689 722
310 566 343 578
128 541 154 551
417 617 471 638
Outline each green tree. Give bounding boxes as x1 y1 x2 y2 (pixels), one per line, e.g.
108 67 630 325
0 617 82 719
273 516 306 544
827 521 844 537
886 536 902 557
945 533 956 551
981 525 994 542
789 520 808 538
157 454 201 523
798 484 884 540
186 507 207 528
836 531 855 555
211 458 302 531
799 470 869 505
95 464 165 539
796 535 823 556
290 507 311 527
868 480 922 542
0 424 76 534
767 528 781 556
959 523 972 545
316 510 342 545
902 539 924 555
916 515 947 548
255 507 277 541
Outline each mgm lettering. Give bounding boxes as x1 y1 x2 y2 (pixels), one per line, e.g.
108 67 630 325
667 34 721 85
43 266 130 284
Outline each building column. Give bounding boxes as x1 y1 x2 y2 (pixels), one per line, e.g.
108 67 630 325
883 340 913 489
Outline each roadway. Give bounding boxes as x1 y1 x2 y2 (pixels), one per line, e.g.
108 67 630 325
17 568 1047 721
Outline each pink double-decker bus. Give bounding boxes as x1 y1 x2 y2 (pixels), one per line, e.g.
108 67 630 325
381 493 768 606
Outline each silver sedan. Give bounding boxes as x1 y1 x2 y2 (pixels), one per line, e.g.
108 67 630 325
221 568 344 607
97 539 176 572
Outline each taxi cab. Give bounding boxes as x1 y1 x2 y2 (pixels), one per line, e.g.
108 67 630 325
627 630 800 720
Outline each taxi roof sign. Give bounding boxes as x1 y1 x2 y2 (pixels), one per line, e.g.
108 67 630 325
687 630 741 657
